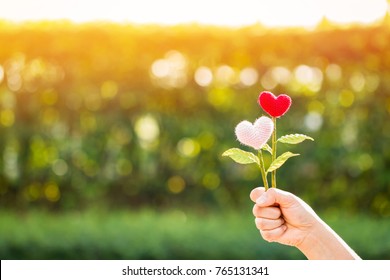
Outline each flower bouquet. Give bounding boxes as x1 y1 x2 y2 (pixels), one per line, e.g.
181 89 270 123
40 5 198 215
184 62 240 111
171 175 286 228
222 91 313 190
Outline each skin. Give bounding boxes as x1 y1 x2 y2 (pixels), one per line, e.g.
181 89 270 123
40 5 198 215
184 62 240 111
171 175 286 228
250 187 361 260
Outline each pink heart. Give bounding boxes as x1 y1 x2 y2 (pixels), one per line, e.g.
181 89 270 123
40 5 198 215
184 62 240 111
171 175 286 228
235 116 274 150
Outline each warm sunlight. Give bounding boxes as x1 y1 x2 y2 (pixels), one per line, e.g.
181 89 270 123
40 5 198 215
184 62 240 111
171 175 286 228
2 0 390 267
1 0 388 27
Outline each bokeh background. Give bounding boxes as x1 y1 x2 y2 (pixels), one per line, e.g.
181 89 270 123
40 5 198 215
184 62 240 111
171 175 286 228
1 0 390 259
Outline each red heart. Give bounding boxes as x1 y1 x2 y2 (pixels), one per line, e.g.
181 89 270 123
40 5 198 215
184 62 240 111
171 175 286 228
258 91 292 118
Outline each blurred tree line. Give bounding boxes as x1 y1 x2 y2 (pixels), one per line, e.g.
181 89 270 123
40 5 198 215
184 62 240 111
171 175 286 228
0 21 389 216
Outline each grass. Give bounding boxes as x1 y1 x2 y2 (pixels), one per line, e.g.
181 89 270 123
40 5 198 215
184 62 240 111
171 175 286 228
0 209 388 260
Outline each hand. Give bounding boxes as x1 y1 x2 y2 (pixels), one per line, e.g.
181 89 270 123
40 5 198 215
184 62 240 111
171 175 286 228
250 187 361 259
250 187 319 247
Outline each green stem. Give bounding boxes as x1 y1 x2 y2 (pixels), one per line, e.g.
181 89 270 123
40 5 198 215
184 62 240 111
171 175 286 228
258 150 269 190
271 117 277 188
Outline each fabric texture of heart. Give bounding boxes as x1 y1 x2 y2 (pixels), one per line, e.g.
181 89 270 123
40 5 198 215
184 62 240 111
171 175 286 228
235 116 274 150
258 91 292 118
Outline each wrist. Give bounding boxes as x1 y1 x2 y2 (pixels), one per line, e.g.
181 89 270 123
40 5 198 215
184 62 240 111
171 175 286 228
296 219 329 259
296 218 360 260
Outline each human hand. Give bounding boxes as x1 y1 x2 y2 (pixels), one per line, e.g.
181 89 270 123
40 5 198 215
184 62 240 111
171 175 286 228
250 187 361 259
250 187 320 247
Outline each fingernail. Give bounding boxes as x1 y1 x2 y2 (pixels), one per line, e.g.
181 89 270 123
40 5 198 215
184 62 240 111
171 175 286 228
256 194 267 205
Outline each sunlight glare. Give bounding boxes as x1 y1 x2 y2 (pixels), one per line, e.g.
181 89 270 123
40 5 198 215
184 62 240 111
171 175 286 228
215 65 236 86
294 65 323 92
150 51 188 88
239 67 258 87
0 65 4 84
322 0 388 24
0 0 387 27
194 66 213 87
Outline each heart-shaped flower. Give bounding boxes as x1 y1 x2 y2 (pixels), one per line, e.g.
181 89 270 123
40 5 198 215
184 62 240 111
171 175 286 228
235 116 274 150
258 91 292 118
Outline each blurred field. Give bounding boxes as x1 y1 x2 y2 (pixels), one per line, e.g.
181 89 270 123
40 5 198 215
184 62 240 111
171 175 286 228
0 20 390 259
1 210 389 260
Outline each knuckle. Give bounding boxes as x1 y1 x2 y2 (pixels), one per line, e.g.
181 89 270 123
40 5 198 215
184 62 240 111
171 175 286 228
255 218 264 229
249 188 258 201
260 230 275 242
252 204 259 217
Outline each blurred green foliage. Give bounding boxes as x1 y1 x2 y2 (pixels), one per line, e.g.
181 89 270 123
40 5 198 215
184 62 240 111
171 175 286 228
0 21 389 218
1 210 389 260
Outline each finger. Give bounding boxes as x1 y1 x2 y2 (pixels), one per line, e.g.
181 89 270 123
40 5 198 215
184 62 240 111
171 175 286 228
255 217 285 231
256 188 297 208
260 225 287 243
252 204 281 219
250 187 266 203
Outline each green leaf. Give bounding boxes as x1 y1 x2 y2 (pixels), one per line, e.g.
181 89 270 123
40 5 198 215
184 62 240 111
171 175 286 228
277 134 314 144
222 148 259 165
267 152 300 173
262 143 273 155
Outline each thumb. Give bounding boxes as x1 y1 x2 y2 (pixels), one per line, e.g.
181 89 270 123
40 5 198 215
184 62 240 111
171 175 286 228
250 187 266 203
256 188 296 207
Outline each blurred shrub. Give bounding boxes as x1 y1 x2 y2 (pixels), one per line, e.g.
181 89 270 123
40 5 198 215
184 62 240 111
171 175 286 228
0 210 388 260
0 21 389 215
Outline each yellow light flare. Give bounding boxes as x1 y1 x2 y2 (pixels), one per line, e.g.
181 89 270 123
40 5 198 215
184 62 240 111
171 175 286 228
0 0 387 28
